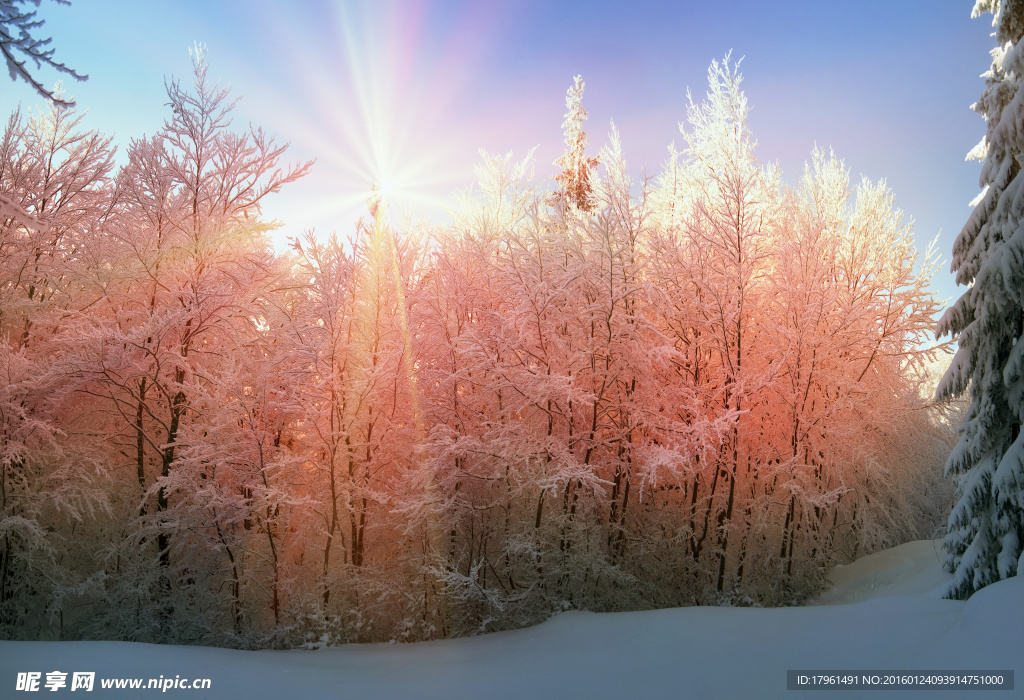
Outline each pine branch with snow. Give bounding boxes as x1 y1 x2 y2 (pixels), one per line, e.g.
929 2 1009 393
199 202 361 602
936 0 1024 599
0 0 84 106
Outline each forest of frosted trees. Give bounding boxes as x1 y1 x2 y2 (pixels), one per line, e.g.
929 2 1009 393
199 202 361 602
0 51 959 647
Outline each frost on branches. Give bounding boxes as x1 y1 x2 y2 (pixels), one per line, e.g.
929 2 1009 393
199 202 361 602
936 0 1024 599
0 0 85 107
553 75 599 212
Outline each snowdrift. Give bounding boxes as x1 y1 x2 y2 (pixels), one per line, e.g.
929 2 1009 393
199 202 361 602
1 540 1020 699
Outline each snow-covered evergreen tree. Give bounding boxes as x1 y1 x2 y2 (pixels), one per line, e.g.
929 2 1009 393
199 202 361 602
936 0 1024 599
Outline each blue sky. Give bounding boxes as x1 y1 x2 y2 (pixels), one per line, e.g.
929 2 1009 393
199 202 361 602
1 1 995 306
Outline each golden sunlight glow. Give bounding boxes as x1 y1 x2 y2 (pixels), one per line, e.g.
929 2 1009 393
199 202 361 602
230 2 505 234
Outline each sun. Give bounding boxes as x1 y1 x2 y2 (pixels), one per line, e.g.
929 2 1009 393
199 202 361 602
291 3 479 226
226 1 506 241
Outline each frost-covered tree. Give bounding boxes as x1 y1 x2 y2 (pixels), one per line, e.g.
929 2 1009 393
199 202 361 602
54 48 310 642
0 0 84 107
0 101 114 348
648 56 944 604
678 53 779 593
936 0 1024 599
0 97 113 639
554 75 599 212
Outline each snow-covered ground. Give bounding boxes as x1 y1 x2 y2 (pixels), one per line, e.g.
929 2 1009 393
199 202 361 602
2 540 1020 699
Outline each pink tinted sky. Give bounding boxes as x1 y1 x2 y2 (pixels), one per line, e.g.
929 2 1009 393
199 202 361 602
2 0 995 305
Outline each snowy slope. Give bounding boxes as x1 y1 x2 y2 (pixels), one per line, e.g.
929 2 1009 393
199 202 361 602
811 539 953 604
1 540 1020 699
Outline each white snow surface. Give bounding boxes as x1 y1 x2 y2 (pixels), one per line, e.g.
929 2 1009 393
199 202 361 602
1 540 1020 699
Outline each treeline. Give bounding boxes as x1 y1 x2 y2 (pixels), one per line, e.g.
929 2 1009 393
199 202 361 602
0 54 954 646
